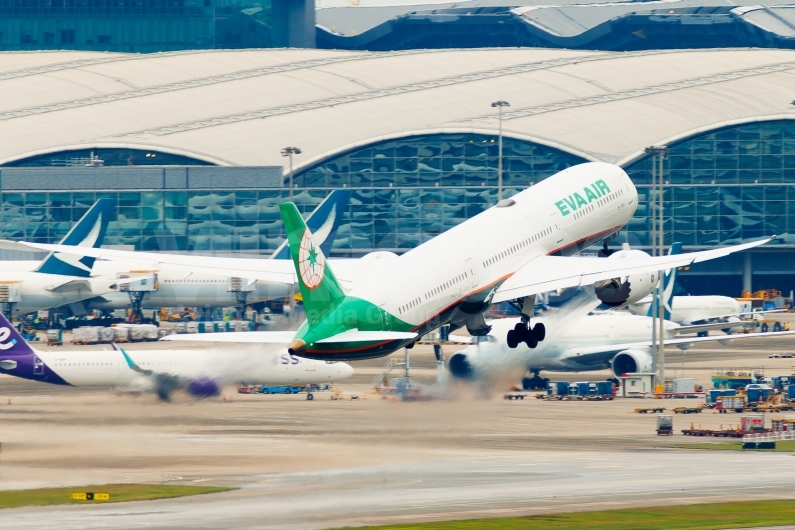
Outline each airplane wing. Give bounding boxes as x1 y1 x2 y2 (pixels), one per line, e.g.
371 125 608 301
492 237 774 304
160 331 297 343
561 329 795 366
0 240 371 286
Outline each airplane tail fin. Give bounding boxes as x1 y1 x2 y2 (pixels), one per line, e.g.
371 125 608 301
35 198 116 277
279 201 346 325
0 312 36 358
653 242 682 320
271 190 351 260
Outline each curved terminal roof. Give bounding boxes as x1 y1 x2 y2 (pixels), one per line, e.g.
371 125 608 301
0 47 794 172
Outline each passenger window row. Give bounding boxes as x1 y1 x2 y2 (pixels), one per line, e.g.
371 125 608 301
413 271 470 310
597 188 624 208
482 226 552 268
574 203 595 219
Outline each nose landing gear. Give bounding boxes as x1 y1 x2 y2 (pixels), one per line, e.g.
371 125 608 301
506 320 546 349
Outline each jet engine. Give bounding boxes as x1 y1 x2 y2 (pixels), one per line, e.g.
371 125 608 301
594 249 656 306
187 377 221 398
448 352 475 380
611 349 653 378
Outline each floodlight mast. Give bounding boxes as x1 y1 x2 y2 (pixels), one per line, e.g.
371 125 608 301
645 145 668 389
491 100 510 202
281 146 302 201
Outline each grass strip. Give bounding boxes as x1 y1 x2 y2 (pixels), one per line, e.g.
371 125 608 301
681 440 795 451
329 500 795 530
0 483 233 509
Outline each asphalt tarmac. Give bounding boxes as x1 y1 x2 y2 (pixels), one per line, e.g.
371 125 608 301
2 334 795 529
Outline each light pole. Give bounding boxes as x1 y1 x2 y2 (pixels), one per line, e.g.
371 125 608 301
491 100 510 202
280 146 301 322
645 145 668 390
280 146 302 201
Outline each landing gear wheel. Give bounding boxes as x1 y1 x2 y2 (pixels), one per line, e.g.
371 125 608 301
525 330 538 349
533 323 546 342
774 322 782 332
507 329 518 349
307 393 314 401
762 323 769 333
522 377 533 390
513 323 526 341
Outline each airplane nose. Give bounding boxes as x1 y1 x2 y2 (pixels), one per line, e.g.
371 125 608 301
338 362 354 380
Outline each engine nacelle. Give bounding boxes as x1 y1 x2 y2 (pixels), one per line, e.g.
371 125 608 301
448 352 475 380
611 349 653 378
187 377 221 398
595 249 656 306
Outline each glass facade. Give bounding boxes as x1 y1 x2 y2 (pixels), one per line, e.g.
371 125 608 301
2 122 793 297
0 189 328 252
624 120 795 248
0 0 278 52
5 148 214 168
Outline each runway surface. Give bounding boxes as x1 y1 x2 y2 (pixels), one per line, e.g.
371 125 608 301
3 449 795 530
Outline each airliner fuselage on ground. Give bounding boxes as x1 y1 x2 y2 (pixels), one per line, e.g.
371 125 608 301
448 313 795 383
629 295 743 325
0 314 353 398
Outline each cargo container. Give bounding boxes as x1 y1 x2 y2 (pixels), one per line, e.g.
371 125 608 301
596 381 613 395
657 415 673 435
555 382 569 396
747 389 762 403
577 382 590 396
741 414 765 433
673 378 695 394
787 385 795 400
721 397 745 412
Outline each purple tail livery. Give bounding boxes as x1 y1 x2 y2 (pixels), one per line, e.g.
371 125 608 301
0 312 70 385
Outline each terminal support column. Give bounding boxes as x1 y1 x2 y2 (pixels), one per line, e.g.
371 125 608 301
743 253 752 294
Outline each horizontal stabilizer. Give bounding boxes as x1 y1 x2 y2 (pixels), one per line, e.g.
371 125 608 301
315 330 417 343
160 331 297 343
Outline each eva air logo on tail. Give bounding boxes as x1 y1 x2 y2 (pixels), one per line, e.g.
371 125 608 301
0 327 17 350
555 179 611 217
298 228 325 290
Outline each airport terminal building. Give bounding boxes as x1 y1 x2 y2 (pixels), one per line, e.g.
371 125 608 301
0 47 794 296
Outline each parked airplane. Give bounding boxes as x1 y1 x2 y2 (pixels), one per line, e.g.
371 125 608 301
0 313 353 399
447 290 795 388
2 190 351 314
146 162 773 361
0 199 152 316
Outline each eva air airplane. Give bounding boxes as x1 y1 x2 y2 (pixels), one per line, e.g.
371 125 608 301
152 162 771 360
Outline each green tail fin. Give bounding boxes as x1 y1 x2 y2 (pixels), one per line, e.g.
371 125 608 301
280 201 345 325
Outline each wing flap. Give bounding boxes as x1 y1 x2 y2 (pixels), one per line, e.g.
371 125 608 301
493 237 773 304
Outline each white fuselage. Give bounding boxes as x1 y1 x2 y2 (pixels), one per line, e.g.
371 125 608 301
629 295 742 325
31 345 353 389
0 270 114 315
452 314 677 380
350 163 637 329
1 260 291 311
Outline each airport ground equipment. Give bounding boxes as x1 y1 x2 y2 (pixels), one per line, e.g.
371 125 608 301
46 329 62 346
636 406 665 413
657 415 673 435
716 397 745 413
504 393 527 400
681 424 743 437
118 272 158 323
712 368 764 390
673 406 703 414
0 282 21 316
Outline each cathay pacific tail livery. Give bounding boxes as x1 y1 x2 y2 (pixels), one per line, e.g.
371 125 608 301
0 313 353 399
158 162 773 361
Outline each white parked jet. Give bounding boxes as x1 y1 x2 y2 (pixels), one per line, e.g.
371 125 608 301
5 163 774 360
447 300 795 387
0 313 353 399
2 190 352 314
0 199 153 316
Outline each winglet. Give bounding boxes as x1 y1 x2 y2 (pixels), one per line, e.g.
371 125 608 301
119 347 150 375
35 198 116 277
280 202 346 325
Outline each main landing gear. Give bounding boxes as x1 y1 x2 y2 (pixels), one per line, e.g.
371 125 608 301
522 370 549 390
506 319 546 349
